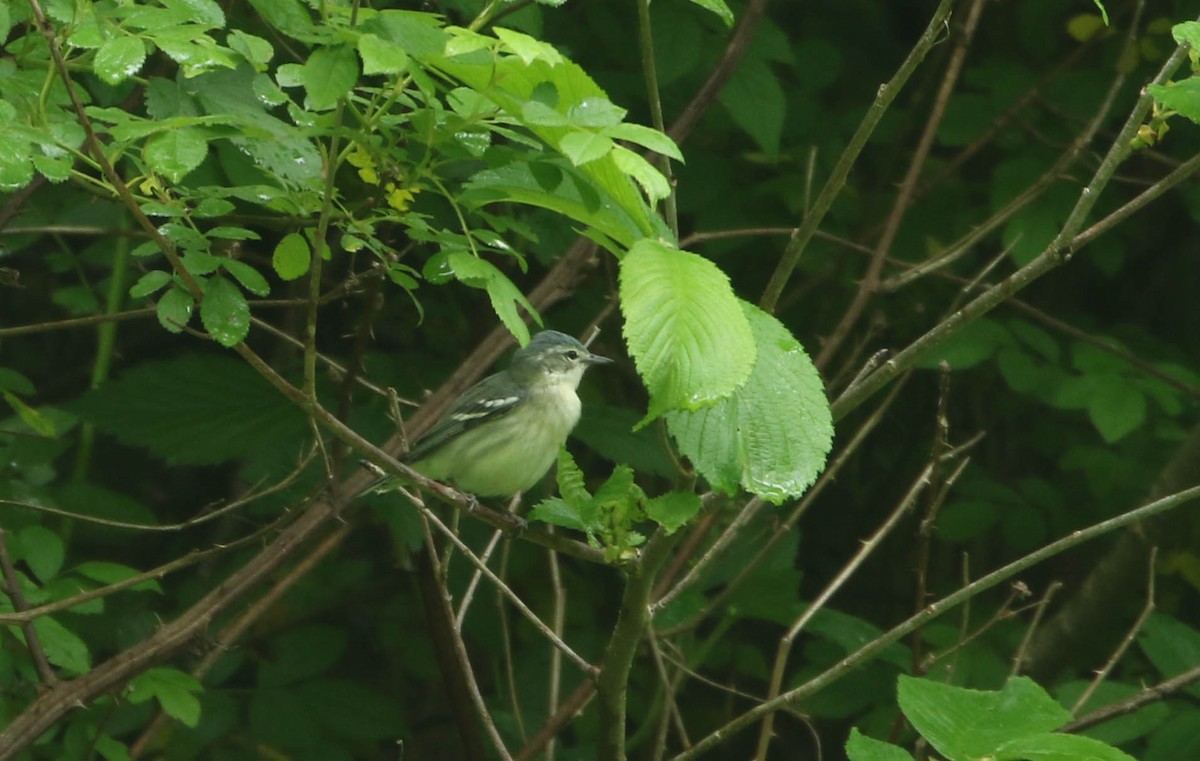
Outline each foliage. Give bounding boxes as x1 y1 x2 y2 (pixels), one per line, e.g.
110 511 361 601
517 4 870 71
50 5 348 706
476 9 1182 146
2 0 1200 759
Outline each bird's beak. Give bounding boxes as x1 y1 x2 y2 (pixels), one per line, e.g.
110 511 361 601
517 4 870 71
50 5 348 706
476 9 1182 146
585 352 614 365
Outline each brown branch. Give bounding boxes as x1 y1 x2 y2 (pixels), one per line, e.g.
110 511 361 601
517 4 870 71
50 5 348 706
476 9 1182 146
666 0 768 145
0 528 57 685
814 0 985 369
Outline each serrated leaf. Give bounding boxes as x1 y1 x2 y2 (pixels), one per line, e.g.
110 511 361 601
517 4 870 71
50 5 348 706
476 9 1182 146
130 271 172 299
1088 377 1146 442
18 525 64 582
846 728 915 761
1148 79 1200 125
200 276 250 347
156 285 194 333
245 0 317 42
144 128 208 183
128 668 203 727
995 732 1135 761
619 240 754 424
273 233 310 280
495 26 563 66
568 97 627 128
606 122 684 161
445 252 539 344
666 301 831 502
302 44 358 110
529 498 589 531
898 676 1070 760
94 36 146 85
32 616 91 674
220 259 270 296
358 32 408 74
644 491 701 534
1171 21 1200 48
560 130 613 166
612 146 671 203
72 354 310 465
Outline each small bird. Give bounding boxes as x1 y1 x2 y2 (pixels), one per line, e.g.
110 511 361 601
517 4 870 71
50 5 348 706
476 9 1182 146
404 330 613 497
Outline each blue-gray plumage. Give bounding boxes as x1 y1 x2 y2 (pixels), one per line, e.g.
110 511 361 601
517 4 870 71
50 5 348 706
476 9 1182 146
405 330 613 496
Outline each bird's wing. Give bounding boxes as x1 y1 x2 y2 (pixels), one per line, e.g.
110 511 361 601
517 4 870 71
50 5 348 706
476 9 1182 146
404 373 526 462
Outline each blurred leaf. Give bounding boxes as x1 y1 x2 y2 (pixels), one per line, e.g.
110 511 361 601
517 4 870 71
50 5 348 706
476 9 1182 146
128 668 203 728
1139 614 1200 699
73 354 309 465
17 524 64 582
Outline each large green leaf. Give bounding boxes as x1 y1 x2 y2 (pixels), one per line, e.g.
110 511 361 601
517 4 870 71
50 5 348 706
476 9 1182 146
620 240 755 424
667 301 831 503
898 676 1071 760
72 355 310 465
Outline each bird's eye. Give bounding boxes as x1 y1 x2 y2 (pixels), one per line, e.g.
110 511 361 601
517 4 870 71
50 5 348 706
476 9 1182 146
565 350 580 360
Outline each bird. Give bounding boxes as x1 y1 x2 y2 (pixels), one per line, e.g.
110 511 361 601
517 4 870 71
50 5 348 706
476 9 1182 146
403 330 613 497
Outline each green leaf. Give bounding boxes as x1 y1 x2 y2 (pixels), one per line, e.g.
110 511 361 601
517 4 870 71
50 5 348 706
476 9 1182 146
528 497 589 532
299 679 405 742
1171 21 1200 48
128 668 203 728
685 0 734 26
612 146 671 203
846 728 915 761
17 525 65 582
568 97 627 128
606 122 684 161
917 317 1011 370
259 625 347 687
200 276 250 346
220 259 270 296
72 354 310 465
144 127 208 183
667 301 831 503
462 159 649 248
718 52 784 156
995 732 1135 761
446 252 539 345
1087 376 1146 442
1148 78 1200 125
4 391 57 437
32 616 91 675
273 233 310 280
898 676 1071 760
1140 614 1200 698
560 130 614 166
245 0 318 42
302 44 358 110
358 32 408 75
74 561 162 593
619 240 755 424
228 29 273 66
644 491 701 534
93 36 146 85
495 26 563 66
156 285 194 333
